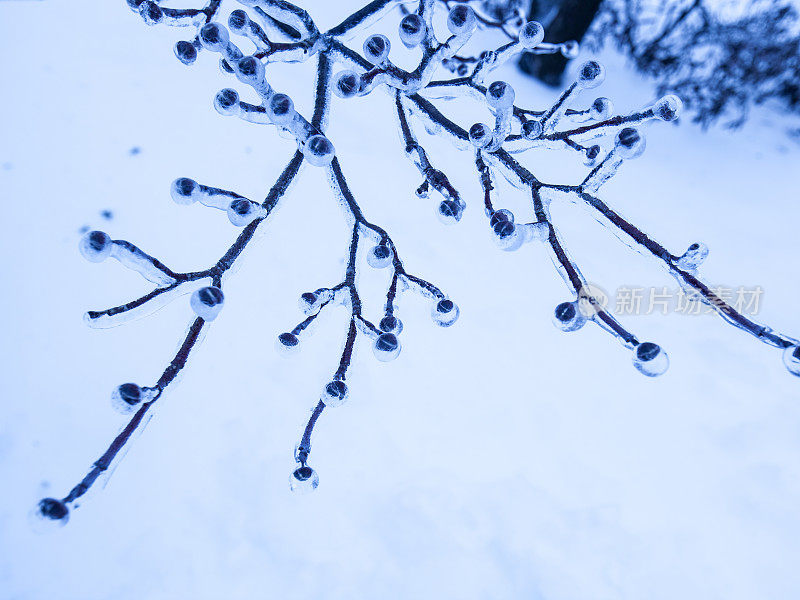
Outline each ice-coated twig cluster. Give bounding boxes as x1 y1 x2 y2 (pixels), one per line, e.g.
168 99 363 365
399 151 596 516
33 0 800 528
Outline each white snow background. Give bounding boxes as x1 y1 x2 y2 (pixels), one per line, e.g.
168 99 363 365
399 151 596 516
1 1 799 598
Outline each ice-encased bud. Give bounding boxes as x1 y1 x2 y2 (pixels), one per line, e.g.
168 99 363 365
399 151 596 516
615 127 646 159
228 9 249 32
519 21 545 48
79 231 113 262
632 342 669 377
267 93 294 126
367 243 393 268
490 210 523 251
299 291 319 314
276 332 299 356
31 498 69 531
432 299 460 327
652 94 683 122
214 88 239 116
333 70 361 99
174 40 198 65
783 345 800 377
590 97 612 120
677 242 709 270
139 1 163 25
111 382 144 414
227 199 259 226
321 380 348 407
522 119 543 140
560 40 580 59
171 177 198 204
304 135 335 167
447 5 477 35
469 123 492 148
577 61 604 89
373 332 401 362
379 315 403 334
190 286 224 321
199 22 230 51
584 144 601 166
399 13 426 48
438 199 464 224
486 81 515 110
363 34 390 64
552 301 585 332
236 55 264 84
290 465 319 493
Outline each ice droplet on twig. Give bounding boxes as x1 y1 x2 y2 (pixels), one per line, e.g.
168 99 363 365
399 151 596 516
632 342 669 377
552 301 586 332
190 286 224 321
783 345 800 377
373 332 401 362
289 465 319 493
321 380 348 407
432 298 460 327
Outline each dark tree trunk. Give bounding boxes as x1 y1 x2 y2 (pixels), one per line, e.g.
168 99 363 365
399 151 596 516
519 0 603 87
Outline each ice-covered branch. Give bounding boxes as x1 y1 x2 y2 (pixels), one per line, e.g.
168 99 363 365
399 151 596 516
33 0 800 528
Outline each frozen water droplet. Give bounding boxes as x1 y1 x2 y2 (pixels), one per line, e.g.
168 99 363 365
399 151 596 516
228 10 249 33
438 199 464 224
267 93 294 126
652 95 683 122
577 61 604 89
304 135 335 167
447 5 476 35
289 466 319 493
783 345 800 377
363 34 391 64
333 70 361 99
199 22 230 52
30 498 69 532
589 97 612 120
276 332 299 356
174 40 198 65
139 1 163 25
171 177 198 204
519 21 545 48
615 127 646 159
367 243 393 268
236 55 265 85
560 40 580 59
632 342 669 377
432 299 460 327
79 231 112 262
522 119 542 140
399 14 426 48
584 144 601 166
227 199 262 227
379 315 403 334
190 286 224 321
677 242 709 270
214 88 239 116
373 332 401 362
469 123 493 148
111 383 144 414
552 301 585 332
321 380 348 407
486 81 515 110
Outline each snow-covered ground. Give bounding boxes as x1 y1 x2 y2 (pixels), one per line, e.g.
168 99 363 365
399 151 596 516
1 2 799 598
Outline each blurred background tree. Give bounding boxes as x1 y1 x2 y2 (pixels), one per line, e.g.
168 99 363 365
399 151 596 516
519 0 800 128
